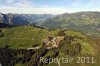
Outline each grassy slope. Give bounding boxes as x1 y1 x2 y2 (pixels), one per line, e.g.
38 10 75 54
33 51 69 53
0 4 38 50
0 26 99 66
0 26 59 49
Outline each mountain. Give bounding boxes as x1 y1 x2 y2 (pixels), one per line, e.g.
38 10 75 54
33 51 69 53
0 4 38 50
41 11 100 37
0 25 99 66
0 13 55 26
0 11 100 36
0 12 100 66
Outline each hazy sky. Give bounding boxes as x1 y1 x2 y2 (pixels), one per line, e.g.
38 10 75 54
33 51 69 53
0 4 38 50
0 0 100 14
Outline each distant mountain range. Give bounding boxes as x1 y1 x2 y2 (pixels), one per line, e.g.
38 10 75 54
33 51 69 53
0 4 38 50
0 11 100 36
0 13 55 26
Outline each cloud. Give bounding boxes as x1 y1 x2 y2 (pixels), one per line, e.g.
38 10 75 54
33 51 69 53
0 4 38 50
0 0 69 14
0 7 68 14
5 0 16 3
0 0 34 8
0 6 99 14
0 0 100 14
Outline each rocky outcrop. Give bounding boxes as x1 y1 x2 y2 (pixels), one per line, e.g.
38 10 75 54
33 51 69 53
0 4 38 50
7 14 13 25
43 36 64 49
0 13 3 23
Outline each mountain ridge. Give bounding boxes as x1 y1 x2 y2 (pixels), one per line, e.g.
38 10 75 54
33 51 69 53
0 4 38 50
0 13 55 26
0 11 100 37
41 11 100 37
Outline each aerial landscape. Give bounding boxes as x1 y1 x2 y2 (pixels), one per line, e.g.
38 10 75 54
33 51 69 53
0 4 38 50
0 0 100 66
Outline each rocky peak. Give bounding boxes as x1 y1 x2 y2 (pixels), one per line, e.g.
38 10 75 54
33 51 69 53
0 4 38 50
0 13 3 23
7 14 13 25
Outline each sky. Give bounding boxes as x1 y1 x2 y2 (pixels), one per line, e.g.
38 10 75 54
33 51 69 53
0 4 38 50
0 0 100 14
